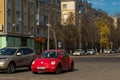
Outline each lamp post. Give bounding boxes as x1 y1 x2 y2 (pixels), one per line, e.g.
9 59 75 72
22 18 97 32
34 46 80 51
79 10 82 49
47 23 51 50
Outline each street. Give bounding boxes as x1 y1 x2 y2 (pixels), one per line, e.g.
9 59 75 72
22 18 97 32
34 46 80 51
0 53 120 80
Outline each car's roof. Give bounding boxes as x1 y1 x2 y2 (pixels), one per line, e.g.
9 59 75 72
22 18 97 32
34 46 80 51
3 46 32 49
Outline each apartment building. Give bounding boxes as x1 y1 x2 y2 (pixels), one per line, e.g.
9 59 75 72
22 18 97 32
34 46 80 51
0 0 36 49
61 0 82 25
35 0 61 52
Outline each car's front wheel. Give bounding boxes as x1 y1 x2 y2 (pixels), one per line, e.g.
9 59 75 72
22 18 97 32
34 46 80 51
56 65 62 74
7 63 15 74
32 72 38 74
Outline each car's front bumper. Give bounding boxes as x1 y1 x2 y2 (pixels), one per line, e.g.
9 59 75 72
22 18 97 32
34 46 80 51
0 61 8 70
31 65 56 73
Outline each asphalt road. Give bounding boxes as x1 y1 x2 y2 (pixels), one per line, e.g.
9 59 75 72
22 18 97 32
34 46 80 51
0 53 120 80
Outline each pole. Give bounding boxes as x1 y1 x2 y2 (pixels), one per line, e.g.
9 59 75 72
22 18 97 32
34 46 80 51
79 10 81 49
47 24 50 50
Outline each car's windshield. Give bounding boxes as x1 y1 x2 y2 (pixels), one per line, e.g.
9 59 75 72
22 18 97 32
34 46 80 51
0 48 17 55
75 49 82 52
40 51 58 58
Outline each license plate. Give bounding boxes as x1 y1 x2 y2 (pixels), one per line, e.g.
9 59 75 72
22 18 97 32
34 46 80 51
37 67 46 69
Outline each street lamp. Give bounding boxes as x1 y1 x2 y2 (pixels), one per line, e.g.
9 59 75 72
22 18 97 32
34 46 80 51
47 23 51 50
79 10 82 49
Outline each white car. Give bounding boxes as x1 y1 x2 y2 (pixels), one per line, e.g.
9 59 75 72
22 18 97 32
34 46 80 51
73 49 85 56
86 49 95 55
104 49 111 54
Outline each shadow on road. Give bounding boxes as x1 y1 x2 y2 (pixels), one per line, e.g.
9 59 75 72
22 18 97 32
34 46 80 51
0 68 30 74
32 69 78 75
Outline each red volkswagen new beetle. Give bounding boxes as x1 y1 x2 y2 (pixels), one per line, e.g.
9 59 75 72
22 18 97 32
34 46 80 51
31 50 74 74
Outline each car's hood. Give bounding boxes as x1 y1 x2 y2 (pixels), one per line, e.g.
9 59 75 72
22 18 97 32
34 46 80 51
0 55 12 60
34 58 58 65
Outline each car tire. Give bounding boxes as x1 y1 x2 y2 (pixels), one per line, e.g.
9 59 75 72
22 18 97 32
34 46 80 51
32 72 38 74
70 62 74 71
7 63 15 74
56 65 62 74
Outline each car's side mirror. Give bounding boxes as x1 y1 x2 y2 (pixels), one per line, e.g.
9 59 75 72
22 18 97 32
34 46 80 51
16 53 22 56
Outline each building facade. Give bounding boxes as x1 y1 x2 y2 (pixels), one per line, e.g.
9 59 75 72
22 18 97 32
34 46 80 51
0 0 36 49
35 0 61 53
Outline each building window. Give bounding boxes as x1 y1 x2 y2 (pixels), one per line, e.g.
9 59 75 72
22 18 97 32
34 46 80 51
31 2 34 10
16 11 20 19
63 4 67 10
7 23 12 32
8 0 11 3
31 27 34 35
37 28 40 35
16 0 20 5
24 0 27 7
7 9 11 16
39 14 44 21
31 15 34 22
63 14 67 23
24 26 27 33
16 24 20 32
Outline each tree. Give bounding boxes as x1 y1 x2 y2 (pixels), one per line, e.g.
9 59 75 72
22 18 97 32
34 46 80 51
94 14 111 51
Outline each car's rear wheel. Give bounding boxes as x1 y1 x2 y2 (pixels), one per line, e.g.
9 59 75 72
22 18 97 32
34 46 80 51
7 63 15 74
56 65 62 74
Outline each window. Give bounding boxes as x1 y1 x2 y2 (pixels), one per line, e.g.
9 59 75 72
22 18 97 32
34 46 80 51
24 26 27 33
31 2 34 10
63 4 67 10
31 27 34 34
23 48 33 55
7 9 11 16
37 28 40 35
16 0 20 5
17 48 33 55
16 11 20 19
31 15 34 22
7 23 12 32
16 24 20 32
63 14 67 23
24 0 27 7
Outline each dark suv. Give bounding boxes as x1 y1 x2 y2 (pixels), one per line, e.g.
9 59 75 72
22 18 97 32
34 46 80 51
0 46 36 73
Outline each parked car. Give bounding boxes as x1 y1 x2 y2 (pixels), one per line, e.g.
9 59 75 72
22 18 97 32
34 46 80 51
31 49 74 74
73 49 85 56
0 47 36 74
104 49 112 54
86 49 95 55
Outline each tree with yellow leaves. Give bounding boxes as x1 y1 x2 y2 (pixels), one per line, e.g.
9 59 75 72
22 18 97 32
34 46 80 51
94 14 111 50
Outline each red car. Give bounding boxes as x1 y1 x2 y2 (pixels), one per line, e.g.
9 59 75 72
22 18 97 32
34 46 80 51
31 50 74 74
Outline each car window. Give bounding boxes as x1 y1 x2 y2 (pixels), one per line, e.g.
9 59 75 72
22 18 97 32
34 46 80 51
17 48 33 55
0 48 17 55
23 48 33 55
61 51 69 57
40 51 58 58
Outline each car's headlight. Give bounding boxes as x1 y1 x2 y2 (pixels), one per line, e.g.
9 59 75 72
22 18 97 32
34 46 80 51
51 61 56 65
32 61 35 65
0 62 5 65
0 58 8 61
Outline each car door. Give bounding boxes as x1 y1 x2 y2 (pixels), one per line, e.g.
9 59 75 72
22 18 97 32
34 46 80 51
60 51 70 70
64 51 70 70
15 48 24 67
22 48 35 66
60 51 66 70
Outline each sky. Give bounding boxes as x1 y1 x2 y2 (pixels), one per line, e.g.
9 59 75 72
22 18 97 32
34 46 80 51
87 0 120 16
